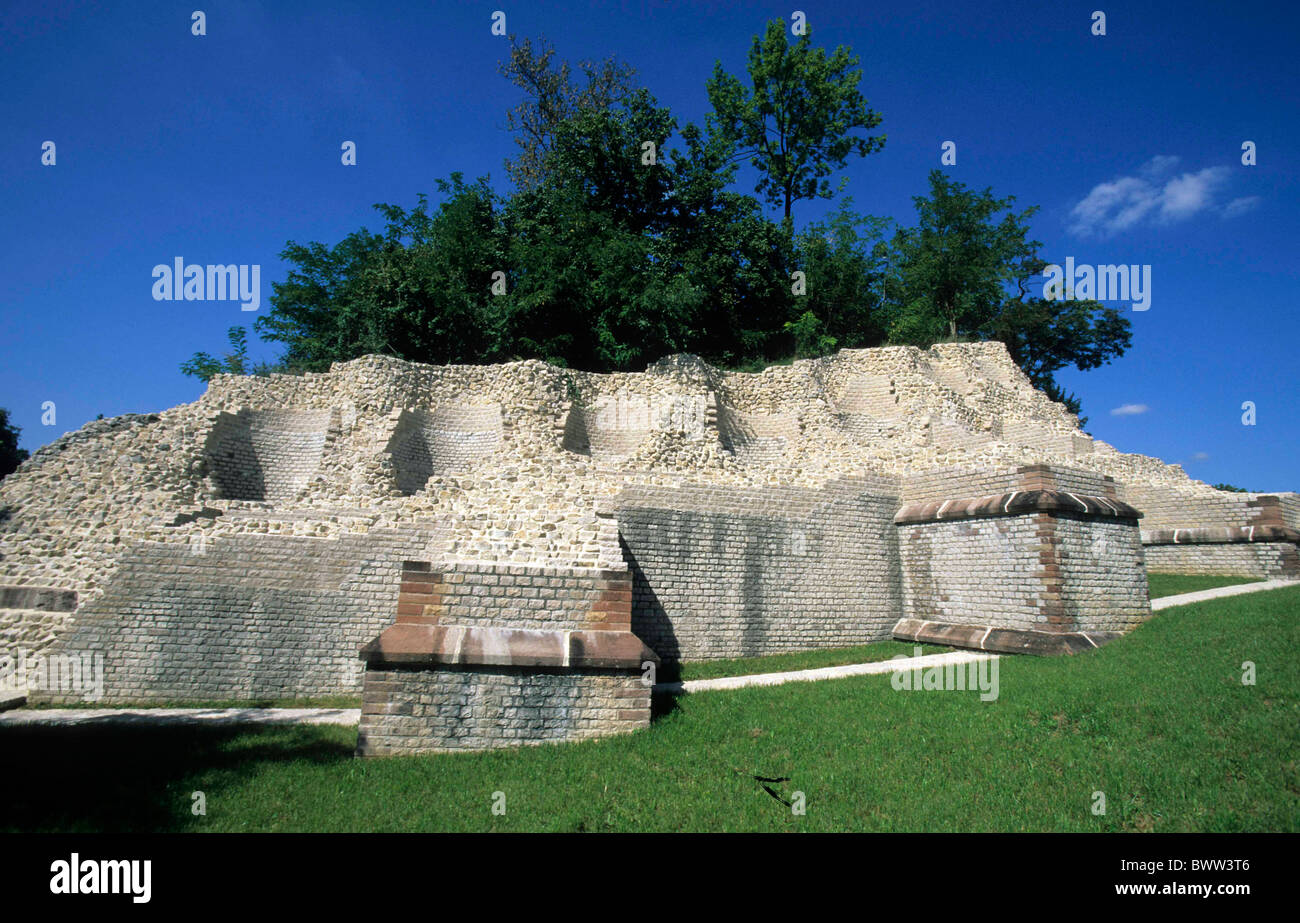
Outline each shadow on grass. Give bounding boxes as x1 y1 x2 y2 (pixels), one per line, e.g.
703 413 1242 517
0 723 354 832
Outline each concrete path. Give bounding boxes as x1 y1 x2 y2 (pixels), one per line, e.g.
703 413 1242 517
0 706 360 728
653 649 998 695
1150 578 1297 611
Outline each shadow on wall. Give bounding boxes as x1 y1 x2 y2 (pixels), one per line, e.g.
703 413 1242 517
203 409 335 502
623 536 682 680
385 405 504 495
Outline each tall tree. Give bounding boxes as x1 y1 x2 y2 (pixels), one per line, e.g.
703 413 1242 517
498 35 638 191
888 170 1040 342
706 18 884 221
887 170 1131 420
0 408 29 480
793 198 892 350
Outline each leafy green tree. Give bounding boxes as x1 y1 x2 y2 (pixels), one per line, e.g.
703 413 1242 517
498 35 638 191
253 174 507 371
706 18 884 221
793 198 892 350
0 408 29 480
888 170 1041 342
180 326 252 382
886 170 1131 420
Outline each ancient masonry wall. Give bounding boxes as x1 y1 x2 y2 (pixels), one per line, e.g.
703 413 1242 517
1 342 1293 722
894 466 1149 655
31 528 438 704
1142 543 1300 578
613 477 903 664
356 667 649 756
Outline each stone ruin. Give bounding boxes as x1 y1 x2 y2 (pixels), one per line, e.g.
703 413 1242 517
0 341 1295 753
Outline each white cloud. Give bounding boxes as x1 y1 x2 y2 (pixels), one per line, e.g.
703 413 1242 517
1191 451 1210 461
1068 157 1251 237
1110 403 1149 417
1223 196 1262 219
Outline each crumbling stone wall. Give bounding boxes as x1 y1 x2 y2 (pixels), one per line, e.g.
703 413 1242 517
0 342 1290 706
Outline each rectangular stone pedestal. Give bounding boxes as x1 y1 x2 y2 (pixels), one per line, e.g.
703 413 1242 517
894 466 1150 654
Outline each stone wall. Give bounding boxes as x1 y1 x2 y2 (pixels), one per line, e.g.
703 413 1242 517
356 666 649 755
894 468 1149 655
1143 542 1299 578
204 409 337 501
2 342 1292 709
385 404 503 494
615 478 903 664
31 527 437 703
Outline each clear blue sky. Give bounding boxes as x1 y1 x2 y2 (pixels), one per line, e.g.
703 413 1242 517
2 1 1296 489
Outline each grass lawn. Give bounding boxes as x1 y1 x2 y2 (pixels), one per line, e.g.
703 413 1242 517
670 640 950 682
3 585 1297 832
1146 572 1265 599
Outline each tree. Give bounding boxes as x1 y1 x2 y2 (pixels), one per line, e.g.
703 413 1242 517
253 174 508 371
180 326 253 382
498 35 638 191
706 18 884 221
793 198 892 350
887 170 1131 420
889 171 1041 342
0 408 29 480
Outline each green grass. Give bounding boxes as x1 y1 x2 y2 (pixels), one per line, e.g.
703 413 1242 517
672 641 950 682
1147 572 1265 599
4 586 1298 832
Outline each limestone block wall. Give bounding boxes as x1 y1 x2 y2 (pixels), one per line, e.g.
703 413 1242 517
203 408 337 501
32 527 440 703
894 467 1149 654
1143 542 1299 578
385 404 503 494
356 667 649 755
901 464 1119 503
1001 420 1080 457
614 478 903 664
412 562 632 631
716 406 799 463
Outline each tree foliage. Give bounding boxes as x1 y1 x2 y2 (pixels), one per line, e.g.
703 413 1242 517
0 407 29 480
181 25 1132 420
706 18 884 221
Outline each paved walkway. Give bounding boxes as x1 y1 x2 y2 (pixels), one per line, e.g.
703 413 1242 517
652 649 998 695
0 706 360 728
1150 578 1296 611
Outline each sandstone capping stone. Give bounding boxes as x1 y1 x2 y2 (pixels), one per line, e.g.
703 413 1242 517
893 618 1124 655
1141 525 1300 545
894 489 1142 525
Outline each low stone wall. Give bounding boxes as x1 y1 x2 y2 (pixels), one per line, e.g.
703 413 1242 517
1143 542 1298 577
31 527 437 704
614 478 903 664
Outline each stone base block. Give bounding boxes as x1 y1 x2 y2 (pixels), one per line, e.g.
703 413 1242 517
893 618 1122 656
355 622 658 756
356 665 651 756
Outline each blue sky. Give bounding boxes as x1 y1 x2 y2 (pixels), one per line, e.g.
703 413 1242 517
2 1 1296 489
